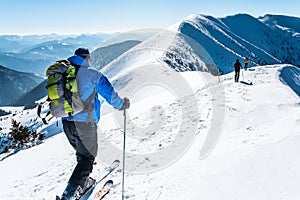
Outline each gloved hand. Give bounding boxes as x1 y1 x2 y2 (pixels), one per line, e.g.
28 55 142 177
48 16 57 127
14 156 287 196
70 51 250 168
120 97 130 110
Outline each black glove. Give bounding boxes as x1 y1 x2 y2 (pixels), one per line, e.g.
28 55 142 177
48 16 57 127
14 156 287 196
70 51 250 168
120 97 130 110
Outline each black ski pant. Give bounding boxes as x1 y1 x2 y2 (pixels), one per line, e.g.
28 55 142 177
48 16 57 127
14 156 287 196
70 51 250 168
62 120 98 188
235 69 240 82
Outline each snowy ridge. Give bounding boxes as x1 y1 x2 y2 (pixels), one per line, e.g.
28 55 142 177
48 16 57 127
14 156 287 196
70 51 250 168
184 19 243 59
259 14 300 35
0 13 300 200
164 14 300 74
279 65 300 96
102 13 298 76
0 64 299 199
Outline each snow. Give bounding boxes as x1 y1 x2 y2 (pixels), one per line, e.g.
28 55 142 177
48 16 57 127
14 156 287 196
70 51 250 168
0 106 24 113
279 66 300 96
0 63 299 200
172 14 300 74
1 13 300 200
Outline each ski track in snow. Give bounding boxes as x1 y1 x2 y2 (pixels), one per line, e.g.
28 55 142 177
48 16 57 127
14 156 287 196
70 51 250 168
0 65 300 200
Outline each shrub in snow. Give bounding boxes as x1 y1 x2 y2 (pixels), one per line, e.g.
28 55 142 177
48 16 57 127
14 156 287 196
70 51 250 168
0 120 45 154
8 119 38 147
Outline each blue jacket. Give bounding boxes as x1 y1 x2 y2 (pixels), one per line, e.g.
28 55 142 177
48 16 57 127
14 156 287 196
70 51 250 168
62 55 123 123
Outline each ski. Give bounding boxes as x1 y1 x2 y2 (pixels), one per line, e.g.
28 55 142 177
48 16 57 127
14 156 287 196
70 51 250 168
79 159 120 200
56 159 120 200
240 80 253 85
96 159 120 184
93 180 113 200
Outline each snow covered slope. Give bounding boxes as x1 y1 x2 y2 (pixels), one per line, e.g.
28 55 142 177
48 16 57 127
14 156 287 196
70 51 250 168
0 64 299 200
167 14 300 74
259 14 300 36
1 12 300 200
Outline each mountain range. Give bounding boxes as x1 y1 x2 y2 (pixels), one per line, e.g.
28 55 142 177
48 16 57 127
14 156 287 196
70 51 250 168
1 13 299 107
0 33 113 74
0 42 299 200
164 13 300 74
0 12 300 200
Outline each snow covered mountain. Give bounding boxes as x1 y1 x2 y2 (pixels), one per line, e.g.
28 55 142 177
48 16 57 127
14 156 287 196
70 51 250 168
1 14 299 75
164 13 300 74
0 13 299 200
0 63 299 200
259 14 300 36
0 65 44 106
99 13 300 76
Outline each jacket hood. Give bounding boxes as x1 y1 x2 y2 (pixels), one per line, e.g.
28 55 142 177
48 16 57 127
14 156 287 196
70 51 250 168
68 55 90 67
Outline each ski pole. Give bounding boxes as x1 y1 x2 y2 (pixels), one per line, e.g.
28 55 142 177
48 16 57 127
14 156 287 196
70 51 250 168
122 109 126 200
241 69 244 81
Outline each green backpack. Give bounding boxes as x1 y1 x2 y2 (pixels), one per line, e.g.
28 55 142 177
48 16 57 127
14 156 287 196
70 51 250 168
46 60 84 118
37 60 84 124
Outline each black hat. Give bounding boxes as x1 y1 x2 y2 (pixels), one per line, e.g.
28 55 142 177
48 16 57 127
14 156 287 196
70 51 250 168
75 48 90 59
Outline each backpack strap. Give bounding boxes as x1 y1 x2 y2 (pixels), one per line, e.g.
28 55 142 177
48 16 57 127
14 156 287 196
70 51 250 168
72 64 95 123
62 63 79 118
37 104 54 125
84 89 96 125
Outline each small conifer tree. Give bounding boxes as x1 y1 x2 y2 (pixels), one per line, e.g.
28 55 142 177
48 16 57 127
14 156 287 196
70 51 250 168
9 119 38 147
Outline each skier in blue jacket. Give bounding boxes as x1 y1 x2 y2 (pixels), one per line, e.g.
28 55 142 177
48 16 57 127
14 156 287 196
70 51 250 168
60 48 130 200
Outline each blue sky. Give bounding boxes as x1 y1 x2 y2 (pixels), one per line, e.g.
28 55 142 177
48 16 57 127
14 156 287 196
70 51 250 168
1 0 300 35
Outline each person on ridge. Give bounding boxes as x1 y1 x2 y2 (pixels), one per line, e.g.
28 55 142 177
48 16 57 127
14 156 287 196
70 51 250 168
60 48 130 200
244 57 249 70
234 59 242 82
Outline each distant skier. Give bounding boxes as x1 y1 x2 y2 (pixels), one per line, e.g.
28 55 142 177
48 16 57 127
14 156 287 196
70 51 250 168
59 48 130 200
234 59 242 82
244 57 249 70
